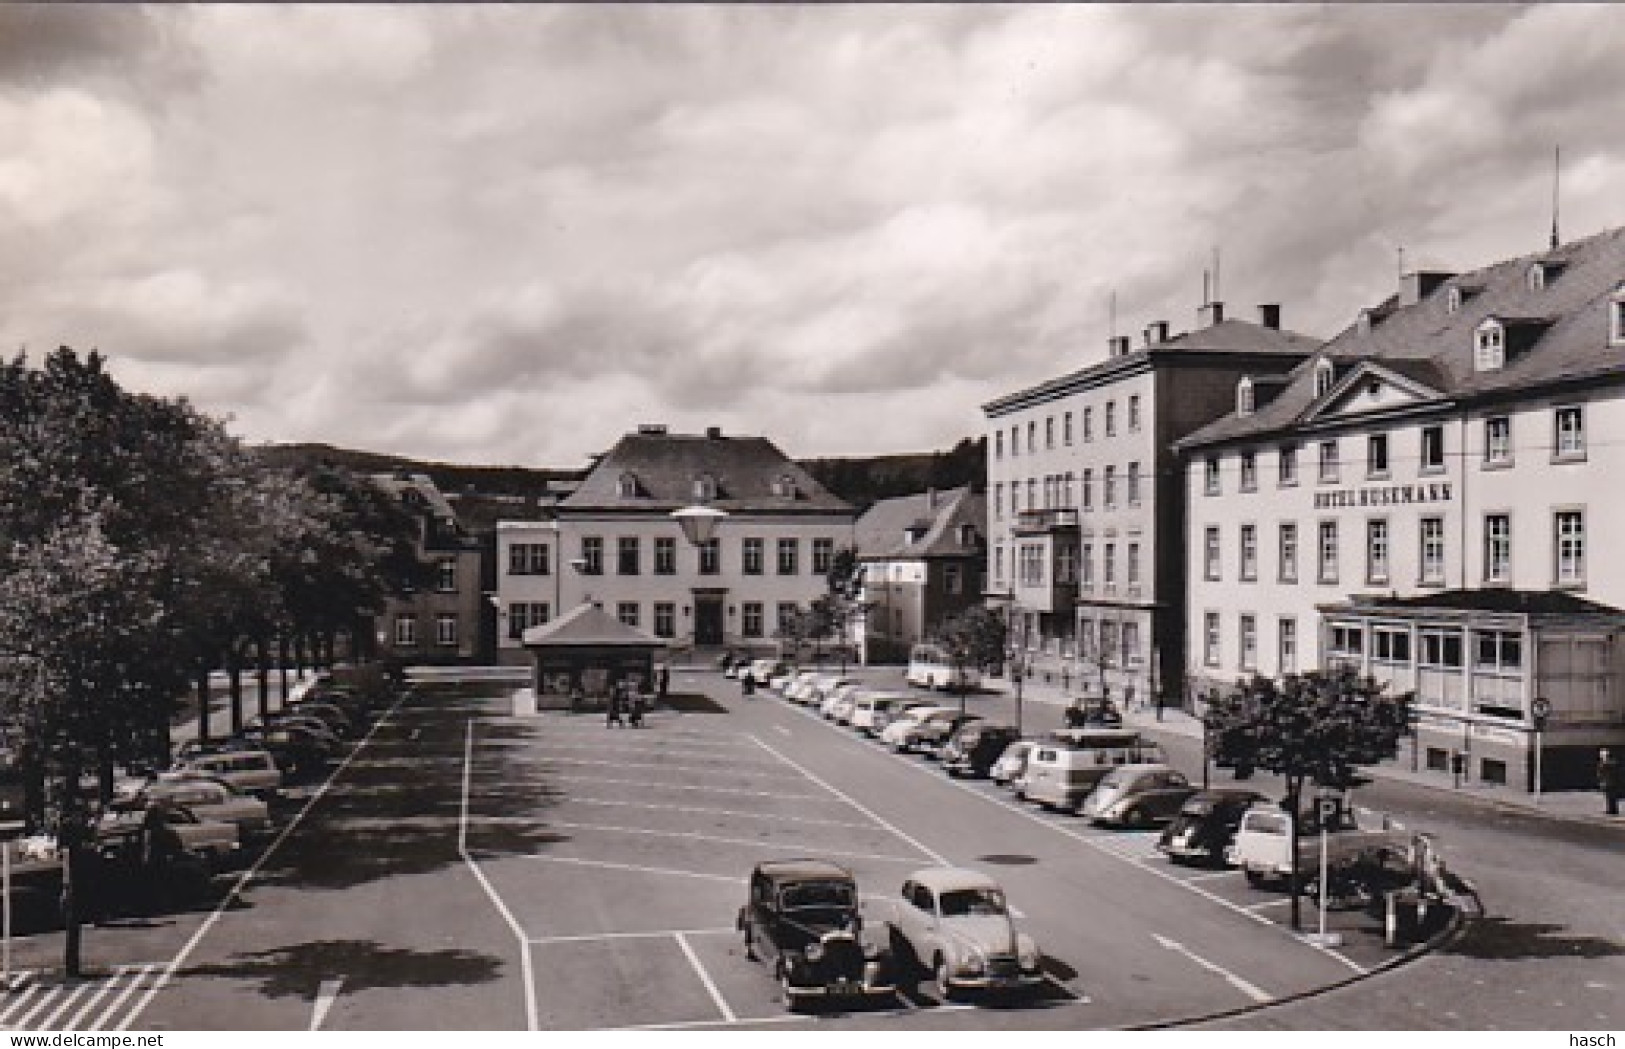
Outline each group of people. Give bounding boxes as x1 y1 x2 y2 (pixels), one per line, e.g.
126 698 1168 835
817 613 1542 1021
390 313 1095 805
1063 693 1123 729
605 666 670 729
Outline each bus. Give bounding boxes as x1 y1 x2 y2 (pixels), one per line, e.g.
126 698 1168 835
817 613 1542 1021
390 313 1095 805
905 643 982 692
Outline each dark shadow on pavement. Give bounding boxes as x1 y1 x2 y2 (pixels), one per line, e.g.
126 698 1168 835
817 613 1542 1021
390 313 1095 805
1435 916 1625 960
182 938 504 996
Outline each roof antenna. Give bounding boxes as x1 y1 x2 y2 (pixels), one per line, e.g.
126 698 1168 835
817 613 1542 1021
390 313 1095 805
1108 289 1117 341
1549 144 1562 251
1397 244 1406 280
1202 269 1211 307
1212 245 1222 303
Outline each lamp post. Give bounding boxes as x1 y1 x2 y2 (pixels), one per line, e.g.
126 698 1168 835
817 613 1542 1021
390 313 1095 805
1007 609 1027 737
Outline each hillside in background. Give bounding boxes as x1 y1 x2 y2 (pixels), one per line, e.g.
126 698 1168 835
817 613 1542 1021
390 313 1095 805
256 434 986 517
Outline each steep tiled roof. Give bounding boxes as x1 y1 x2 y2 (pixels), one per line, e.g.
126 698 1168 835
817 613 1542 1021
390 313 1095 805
1180 225 1625 450
854 487 985 560
561 430 853 514
984 316 1318 414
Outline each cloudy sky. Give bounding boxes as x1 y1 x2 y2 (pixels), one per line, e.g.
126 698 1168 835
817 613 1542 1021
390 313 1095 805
5 4 1625 469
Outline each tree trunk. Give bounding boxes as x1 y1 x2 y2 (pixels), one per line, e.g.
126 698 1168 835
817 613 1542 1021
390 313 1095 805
1286 776 1303 932
227 645 244 738
294 633 308 678
277 633 290 709
58 761 85 978
256 635 270 720
195 664 212 744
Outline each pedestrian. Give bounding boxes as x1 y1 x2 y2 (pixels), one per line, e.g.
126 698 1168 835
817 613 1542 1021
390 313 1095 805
606 683 625 728
657 665 670 704
1064 698 1087 729
1599 748 1621 816
741 672 756 698
629 690 646 729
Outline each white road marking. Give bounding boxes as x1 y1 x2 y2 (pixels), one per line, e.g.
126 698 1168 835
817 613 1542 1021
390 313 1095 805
13 982 62 1028
534 754 802 779
85 965 155 1031
788 702 1369 975
62 967 128 1030
541 773 828 801
309 978 344 1031
1244 898 1293 911
37 981 92 1030
562 795 885 830
530 736 759 754
531 927 736 945
674 932 736 1023
525 854 744 885
0 983 41 1024
749 736 950 865
1181 870 1239 883
1153 933 1273 1003
461 719 539 1031
609 1002 981 1031
120 693 413 1031
1044 973 1091 1003
543 819 924 864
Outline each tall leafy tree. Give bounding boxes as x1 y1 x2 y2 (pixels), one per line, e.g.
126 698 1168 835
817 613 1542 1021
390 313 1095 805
1202 667 1414 930
934 605 1007 718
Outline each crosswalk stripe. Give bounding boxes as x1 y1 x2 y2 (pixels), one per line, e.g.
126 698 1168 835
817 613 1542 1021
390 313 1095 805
62 967 130 1031
94 964 155 1032
13 983 62 1028
37 982 92 1030
0 984 42 1026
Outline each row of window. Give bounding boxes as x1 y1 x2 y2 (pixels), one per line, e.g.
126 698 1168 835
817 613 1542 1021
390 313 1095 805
994 395 1144 459
1203 406 1586 495
1202 612 1296 673
507 600 818 642
998 540 1144 591
393 613 461 648
1078 617 1145 668
993 462 1144 518
1200 510 1585 587
509 537 837 577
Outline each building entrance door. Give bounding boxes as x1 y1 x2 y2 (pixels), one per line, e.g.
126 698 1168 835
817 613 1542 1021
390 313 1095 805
694 594 724 646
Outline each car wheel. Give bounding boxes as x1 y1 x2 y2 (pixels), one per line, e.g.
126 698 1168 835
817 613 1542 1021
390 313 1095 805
742 925 757 962
1124 807 1145 828
934 956 960 1002
1244 869 1266 888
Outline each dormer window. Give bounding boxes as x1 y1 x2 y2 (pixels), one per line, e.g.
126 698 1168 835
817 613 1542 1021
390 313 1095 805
1313 359 1335 398
1446 287 1462 314
772 474 798 498
1356 310 1374 336
1528 263 1546 291
693 473 718 501
1611 282 1625 346
958 523 976 546
1236 377 1255 417
617 472 639 498
1475 319 1506 372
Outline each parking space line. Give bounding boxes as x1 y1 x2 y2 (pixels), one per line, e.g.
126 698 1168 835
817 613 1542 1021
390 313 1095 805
1181 870 1239 883
461 719 539 1031
0 985 42 1025
564 795 889 831
774 699 1371 977
85 965 154 1031
674 932 736 1023
608 1002 982 1031
535 755 807 780
1153 933 1273 1003
1244 898 1293 911
525 853 746 885
37 981 93 1030
63 966 130 1030
531 736 761 754
543 819 925 864
531 927 735 946
119 691 414 1031
541 773 829 802
748 736 949 865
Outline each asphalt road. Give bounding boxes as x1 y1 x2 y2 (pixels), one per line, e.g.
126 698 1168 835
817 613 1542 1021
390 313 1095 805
6 670 1616 1031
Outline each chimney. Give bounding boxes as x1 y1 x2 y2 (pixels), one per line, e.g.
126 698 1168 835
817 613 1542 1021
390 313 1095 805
705 426 722 439
1114 335 1132 357
1399 270 1456 308
1144 320 1170 346
1198 301 1225 328
1257 304 1281 330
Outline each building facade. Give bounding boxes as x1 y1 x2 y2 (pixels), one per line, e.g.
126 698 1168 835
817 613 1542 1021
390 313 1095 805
495 425 856 664
368 472 487 663
1179 227 1625 790
853 487 986 664
983 305 1318 706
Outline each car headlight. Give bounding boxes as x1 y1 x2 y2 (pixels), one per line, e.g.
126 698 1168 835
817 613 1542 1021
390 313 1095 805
805 942 824 962
960 952 984 975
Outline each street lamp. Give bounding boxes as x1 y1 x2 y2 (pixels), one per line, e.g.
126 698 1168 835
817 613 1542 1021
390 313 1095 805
671 505 727 547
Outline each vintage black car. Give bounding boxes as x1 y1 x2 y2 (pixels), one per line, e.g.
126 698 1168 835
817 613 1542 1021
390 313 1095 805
941 723 1021 779
1156 788 1269 865
739 859 894 1008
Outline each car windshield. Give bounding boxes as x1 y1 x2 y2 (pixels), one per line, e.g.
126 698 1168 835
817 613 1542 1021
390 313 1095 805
780 880 855 911
939 887 1007 918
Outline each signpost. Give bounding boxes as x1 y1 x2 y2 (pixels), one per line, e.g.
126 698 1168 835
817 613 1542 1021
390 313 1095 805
1531 697 1551 806
1303 793 1343 948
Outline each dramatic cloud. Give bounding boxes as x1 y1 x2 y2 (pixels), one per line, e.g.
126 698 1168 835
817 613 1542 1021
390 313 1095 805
2 4 1622 468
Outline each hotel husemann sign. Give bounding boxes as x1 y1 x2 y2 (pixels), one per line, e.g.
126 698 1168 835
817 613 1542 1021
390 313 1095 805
1313 481 1454 511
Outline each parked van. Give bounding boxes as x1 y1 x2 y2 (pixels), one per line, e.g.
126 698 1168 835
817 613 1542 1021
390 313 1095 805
905 644 981 692
1015 730 1164 813
173 749 283 801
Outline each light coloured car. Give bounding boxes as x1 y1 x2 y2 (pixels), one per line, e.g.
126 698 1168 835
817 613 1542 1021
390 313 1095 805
890 867 1044 1000
1078 764 1195 828
805 674 857 708
747 659 788 686
820 683 866 722
990 740 1035 788
783 671 821 703
849 694 912 736
769 670 801 694
870 698 941 737
133 776 275 841
172 749 283 800
879 706 953 752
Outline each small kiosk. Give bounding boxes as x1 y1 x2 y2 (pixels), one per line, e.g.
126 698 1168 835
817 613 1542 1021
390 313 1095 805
522 603 667 711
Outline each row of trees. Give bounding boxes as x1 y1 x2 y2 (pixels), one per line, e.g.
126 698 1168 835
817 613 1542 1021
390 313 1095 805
0 348 424 972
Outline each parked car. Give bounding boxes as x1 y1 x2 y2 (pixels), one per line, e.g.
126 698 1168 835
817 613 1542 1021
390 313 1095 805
878 706 953 753
849 694 912 737
941 723 1022 779
1228 805 1410 890
890 867 1044 1000
783 671 822 703
905 643 982 693
128 776 275 842
97 802 240 869
868 698 939 736
171 748 283 800
286 701 357 739
1079 764 1196 828
805 674 857 708
912 712 983 759
990 740 1035 788
769 670 800 694
1018 730 1166 811
738 859 894 1008
1157 789 1269 866
747 659 789 686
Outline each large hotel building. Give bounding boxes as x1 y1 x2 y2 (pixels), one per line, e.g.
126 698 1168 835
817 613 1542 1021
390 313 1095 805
1179 226 1625 790
983 306 1317 706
